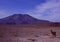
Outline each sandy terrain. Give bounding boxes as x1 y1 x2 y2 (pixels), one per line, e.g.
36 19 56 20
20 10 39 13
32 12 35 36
0 25 60 42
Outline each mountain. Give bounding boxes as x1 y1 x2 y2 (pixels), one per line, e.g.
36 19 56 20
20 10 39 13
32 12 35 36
0 14 50 25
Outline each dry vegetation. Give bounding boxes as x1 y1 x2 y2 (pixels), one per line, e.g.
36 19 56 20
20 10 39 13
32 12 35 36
0 25 60 42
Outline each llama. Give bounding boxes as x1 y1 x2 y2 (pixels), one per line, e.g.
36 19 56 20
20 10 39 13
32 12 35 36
51 29 56 37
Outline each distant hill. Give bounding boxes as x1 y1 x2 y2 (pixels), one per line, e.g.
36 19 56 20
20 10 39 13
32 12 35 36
49 22 60 27
0 14 50 25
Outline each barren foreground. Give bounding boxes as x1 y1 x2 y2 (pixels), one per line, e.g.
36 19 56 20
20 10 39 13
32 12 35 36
0 25 60 42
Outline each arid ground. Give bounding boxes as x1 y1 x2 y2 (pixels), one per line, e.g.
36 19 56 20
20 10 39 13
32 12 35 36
0 25 60 42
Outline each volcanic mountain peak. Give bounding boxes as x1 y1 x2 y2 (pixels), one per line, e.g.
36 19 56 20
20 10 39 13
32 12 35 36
12 14 30 17
0 14 50 25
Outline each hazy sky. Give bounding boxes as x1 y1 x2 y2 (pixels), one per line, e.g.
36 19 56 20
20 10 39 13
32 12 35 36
0 0 60 22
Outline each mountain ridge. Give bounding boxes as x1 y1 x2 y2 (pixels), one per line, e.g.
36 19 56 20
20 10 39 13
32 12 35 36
0 14 50 25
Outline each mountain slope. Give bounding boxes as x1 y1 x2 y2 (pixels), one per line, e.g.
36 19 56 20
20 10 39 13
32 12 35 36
0 14 50 25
